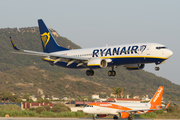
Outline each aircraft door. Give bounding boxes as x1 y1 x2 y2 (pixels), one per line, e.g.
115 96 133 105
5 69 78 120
146 45 151 55
96 107 101 114
162 49 164 55
96 103 100 112
97 103 105 114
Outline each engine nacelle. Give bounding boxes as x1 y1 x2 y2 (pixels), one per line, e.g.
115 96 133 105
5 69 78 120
97 114 107 118
119 112 129 118
125 64 145 70
87 58 107 69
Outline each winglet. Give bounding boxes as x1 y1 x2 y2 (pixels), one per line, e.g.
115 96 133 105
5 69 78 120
10 37 19 50
165 101 171 109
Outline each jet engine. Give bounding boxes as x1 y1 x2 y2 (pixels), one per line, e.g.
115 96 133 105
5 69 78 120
97 114 107 118
119 112 129 118
125 64 145 70
87 58 107 69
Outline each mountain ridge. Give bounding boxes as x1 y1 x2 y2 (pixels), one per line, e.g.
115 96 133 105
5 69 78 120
0 27 179 100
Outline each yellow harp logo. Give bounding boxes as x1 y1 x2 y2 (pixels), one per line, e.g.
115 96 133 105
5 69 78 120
41 32 50 48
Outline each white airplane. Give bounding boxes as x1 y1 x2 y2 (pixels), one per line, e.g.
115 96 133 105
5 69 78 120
10 19 173 76
83 86 171 120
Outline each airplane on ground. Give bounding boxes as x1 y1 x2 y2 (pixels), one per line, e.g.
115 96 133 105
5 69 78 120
10 19 173 76
83 86 171 120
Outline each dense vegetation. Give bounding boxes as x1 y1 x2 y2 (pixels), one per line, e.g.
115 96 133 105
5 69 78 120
0 104 179 118
0 104 84 117
0 27 180 100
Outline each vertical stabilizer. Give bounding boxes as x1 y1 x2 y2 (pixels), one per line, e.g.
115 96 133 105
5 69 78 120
38 19 69 53
150 86 164 104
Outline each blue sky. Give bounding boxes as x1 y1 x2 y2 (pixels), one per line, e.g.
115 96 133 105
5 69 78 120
1 0 179 84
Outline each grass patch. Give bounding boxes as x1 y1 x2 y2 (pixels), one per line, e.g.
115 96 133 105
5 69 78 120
0 110 85 117
139 112 157 118
0 110 38 117
0 104 21 111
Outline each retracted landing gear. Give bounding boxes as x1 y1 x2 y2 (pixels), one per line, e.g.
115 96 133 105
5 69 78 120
108 66 116 76
86 69 94 76
113 115 118 119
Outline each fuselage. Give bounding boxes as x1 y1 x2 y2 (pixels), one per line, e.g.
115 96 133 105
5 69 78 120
83 86 166 119
83 102 163 115
42 43 173 68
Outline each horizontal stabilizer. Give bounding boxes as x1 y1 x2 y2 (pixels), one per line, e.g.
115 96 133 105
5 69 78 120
165 101 171 109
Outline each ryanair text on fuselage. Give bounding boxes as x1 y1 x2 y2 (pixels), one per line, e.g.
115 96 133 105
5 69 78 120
92 45 146 57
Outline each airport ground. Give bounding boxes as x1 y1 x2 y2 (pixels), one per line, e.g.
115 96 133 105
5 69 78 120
0 118 179 120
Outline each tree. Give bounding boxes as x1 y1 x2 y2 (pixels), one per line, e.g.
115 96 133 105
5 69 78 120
0 91 18 102
112 87 118 98
36 106 46 114
15 98 22 103
51 103 71 112
23 93 30 99
117 87 124 98
23 93 33 102
44 99 50 103
112 87 124 98
36 98 44 103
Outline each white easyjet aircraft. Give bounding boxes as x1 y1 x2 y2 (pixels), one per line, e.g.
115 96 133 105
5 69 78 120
83 86 171 120
10 19 173 76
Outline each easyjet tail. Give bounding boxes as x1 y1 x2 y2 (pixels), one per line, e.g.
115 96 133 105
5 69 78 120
150 86 164 104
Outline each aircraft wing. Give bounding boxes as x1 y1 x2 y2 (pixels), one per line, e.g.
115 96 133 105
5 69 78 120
10 37 89 65
117 102 171 114
11 50 89 61
116 108 160 114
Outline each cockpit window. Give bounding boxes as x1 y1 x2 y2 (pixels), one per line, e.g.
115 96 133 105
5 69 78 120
86 105 93 107
156 46 167 50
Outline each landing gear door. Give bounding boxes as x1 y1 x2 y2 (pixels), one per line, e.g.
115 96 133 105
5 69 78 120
146 45 151 55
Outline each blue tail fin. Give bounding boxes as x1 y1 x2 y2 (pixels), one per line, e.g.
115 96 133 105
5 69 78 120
38 19 69 53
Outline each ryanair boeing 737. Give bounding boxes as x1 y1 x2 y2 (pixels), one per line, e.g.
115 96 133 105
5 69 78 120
10 19 173 76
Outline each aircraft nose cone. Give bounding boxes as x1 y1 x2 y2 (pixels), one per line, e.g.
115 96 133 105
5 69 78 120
167 49 173 58
83 108 87 113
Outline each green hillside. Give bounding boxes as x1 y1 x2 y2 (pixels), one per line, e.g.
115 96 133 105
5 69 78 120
0 27 179 100
0 27 81 71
